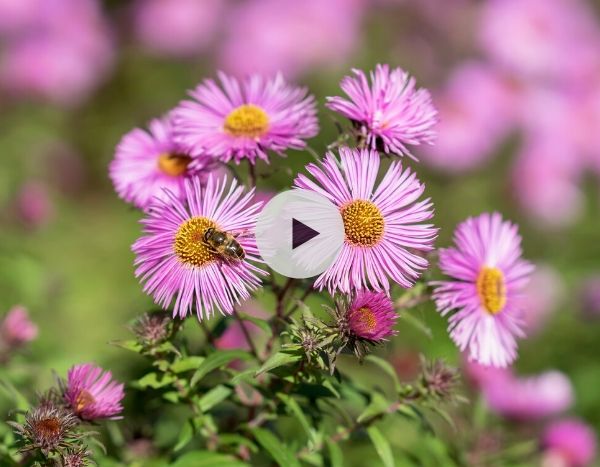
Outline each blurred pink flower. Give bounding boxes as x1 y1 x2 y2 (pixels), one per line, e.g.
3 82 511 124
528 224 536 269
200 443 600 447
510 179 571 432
14 181 54 230
420 62 516 172
511 137 583 228
0 0 40 36
580 275 600 318
463 360 511 389
0 0 114 107
518 265 564 334
542 419 597 467
478 0 600 82
215 300 266 351
132 0 225 57
483 370 573 421
0 306 38 348
218 0 364 78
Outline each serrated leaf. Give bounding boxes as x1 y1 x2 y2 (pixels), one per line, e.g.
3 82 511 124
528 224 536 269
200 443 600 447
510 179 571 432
171 356 205 373
136 372 177 389
326 438 343 467
191 350 253 387
198 385 232 412
367 426 394 467
365 355 402 393
357 392 389 423
255 350 302 376
251 427 300 467
171 451 248 467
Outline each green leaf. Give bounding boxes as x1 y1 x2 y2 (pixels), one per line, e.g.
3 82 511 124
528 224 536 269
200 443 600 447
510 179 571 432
198 385 232 412
277 393 314 442
365 355 402 393
191 350 253 386
367 426 394 467
171 451 248 467
255 350 302 376
110 339 142 353
251 427 300 467
173 420 194 452
171 356 205 373
326 438 344 467
135 372 177 389
357 392 389 423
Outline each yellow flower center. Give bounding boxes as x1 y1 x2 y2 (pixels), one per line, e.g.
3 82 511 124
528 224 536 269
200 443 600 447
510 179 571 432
224 104 269 138
174 217 218 267
341 200 384 246
157 153 191 177
476 267 507 315
353 307 377 333
75 390 95 412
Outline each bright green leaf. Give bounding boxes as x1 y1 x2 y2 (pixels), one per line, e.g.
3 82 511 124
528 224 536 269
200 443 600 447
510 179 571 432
256 351 302 376
367 426 395 467
198 385 232 412
171 450 248 467
171 356 205 374
251 427 300 467
136 372 177 389
326 438 344 467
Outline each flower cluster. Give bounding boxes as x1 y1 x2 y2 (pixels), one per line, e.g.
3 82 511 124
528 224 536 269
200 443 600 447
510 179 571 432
9 363 124 464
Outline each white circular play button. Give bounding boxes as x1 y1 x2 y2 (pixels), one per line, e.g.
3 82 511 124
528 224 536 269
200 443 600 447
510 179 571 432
255 190 345 279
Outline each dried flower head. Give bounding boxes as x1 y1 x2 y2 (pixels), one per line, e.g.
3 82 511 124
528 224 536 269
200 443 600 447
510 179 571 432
61 446 94 467
420 358 460 402
132 311 172 346
10 404 79 454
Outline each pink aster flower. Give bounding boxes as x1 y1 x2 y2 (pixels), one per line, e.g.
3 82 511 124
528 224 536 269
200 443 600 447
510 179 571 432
347 291 397 341
173 72 318 164
109 115 215 211
482 370 573 421
65 363 125 420
131 0 225 57
294 147 437 294
0 306 38 348
542 419 597 467
326 64 438 159
132 176 265 320
431 212 534 367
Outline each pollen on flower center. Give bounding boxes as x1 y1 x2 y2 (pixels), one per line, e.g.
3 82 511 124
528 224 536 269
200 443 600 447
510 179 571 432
352 307 377 333
157 153 191 177
224 104 269 138
476 267 507 315
174 216 218 267
341 200 384 246
75 390 95 412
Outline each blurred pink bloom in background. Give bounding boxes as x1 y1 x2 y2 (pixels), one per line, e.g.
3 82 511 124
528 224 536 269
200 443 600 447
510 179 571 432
518 265 564 334
478 0 600 83
421 62 516 172
215 300 266 351
0 306 38 348
580 275 600 318
14 181 54 230
482 370 573 421
511 137 583 228
131 0 226 57
463 360 510 389
219 0 364 78
0 0 114 106
542 419 597 467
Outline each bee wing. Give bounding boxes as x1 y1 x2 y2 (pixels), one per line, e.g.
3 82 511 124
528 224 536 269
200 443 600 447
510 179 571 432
230 229 253 240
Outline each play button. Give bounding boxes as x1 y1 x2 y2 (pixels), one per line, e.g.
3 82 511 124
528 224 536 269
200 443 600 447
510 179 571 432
292 218 319 249
255 190 345 279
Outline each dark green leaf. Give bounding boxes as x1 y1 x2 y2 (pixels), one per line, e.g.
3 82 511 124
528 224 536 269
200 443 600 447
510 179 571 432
171 451 248 467
191 350 253 386
365 355 402 393
357 392 389 423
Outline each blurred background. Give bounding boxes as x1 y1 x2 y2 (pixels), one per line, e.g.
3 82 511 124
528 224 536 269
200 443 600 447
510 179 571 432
1 0 599 465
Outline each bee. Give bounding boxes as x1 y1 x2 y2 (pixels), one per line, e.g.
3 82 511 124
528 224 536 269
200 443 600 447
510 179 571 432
203 227 246 261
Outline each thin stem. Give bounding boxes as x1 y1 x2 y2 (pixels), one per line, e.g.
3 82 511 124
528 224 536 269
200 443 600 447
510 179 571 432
233 307 260 360
200 320 215 346
275 278 296 319
283 286 314 320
